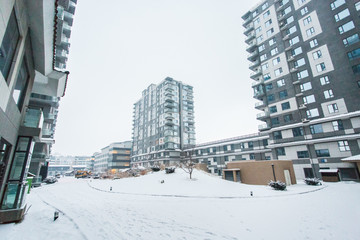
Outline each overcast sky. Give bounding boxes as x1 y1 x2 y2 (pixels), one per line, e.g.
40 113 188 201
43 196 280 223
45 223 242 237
52 0 261 156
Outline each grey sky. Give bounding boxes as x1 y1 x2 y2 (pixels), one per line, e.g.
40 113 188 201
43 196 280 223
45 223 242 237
52 0 261 156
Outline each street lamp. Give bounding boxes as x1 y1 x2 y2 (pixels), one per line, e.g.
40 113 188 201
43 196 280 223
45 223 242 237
271 163 277 181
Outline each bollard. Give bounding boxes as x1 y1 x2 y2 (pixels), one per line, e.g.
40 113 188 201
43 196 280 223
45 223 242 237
250 191 253 197
110 187 112 191
54 211 59 221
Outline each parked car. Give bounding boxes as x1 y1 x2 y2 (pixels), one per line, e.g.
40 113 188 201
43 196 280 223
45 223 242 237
43 176 58 184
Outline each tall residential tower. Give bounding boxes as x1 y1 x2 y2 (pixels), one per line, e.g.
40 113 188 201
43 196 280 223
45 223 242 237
131 77 195 167
243 0 360 179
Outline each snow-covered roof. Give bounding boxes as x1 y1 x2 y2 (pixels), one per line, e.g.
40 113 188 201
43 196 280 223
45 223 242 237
223 168 240 171
319 169 339 173
342 154 360 162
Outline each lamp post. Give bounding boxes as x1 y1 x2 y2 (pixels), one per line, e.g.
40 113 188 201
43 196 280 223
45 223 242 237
271 163 277 181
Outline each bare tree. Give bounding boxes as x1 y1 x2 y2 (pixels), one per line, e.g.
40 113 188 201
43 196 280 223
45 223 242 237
179 150 197 179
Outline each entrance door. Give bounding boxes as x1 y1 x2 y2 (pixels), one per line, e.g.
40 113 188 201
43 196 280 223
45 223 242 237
284 170 291 186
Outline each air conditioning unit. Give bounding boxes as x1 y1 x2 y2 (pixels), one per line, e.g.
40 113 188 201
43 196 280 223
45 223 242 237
301 118 310 123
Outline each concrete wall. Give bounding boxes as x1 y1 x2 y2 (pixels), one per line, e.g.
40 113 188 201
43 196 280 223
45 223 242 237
224 160 297 185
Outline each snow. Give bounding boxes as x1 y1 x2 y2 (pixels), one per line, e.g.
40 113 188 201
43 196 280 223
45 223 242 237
319 169 339 173
1 169 360 240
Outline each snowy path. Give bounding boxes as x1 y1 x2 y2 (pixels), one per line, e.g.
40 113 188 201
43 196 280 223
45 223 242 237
1 170 360 239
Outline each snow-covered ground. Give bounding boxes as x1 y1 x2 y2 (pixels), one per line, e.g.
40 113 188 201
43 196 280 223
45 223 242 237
1 169 359 240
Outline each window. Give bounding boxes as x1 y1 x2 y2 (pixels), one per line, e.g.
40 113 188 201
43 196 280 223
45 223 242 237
272 57 280 66
281 102 290 110
338 21 355 34
285 16 294 25
267 94 275 102
338 141 350 151
303 16 312 25
248 141 254 148
277 79 285 87
283 6 292 16
327 103 339 113
320 76 330 85
254 17 260 25
356 1 360 11
294 58 306 68
298 0 306 4
263 10 270 18
281 0 290 6
250 153 255 160
297 151 309 158
271 47 278 56
310 39 318 48
271 117 280 125
264 73 271 81
265 83 273 91
262 63 269 71
253 10 259 18
292 46 303 56
273 131 282 140
335 8 350 22
324 89 334 99
260 54 267 62
255 26 262 34
287 26 297 35
316 63 326 72
306 27 315 37
274 67 283 76
270 106 277 113
347 48 360 60
266 28 274 37
300 82 312 92
0 138 12 185
306 108 319 118
292 127 304 137
269 38 276 46
279 90 288 99
276 147 286 156
315 149 330 157
289 36 300 46
352 64 360 74
257 35 263 43
262 2 269 10
300 7 308 15
331 0 346 10
303 94 316 104
343 34 360 47
312 50 322 59
259 44 265 52
297 70 309 80
310 124 323 134
265 19 272 27
332 120 344 131
12 58 29 111
0 10 20 81
284 114 293 122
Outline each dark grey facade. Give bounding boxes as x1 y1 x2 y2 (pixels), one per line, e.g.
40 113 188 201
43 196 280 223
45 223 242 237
131 77 195 167
243 0 360 180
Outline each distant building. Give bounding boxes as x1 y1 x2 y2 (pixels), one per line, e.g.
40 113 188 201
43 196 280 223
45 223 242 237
0 0 77 223
242 0 360 180
131 77 195 167
94 142 132 173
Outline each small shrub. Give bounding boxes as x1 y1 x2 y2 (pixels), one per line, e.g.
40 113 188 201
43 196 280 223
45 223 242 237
269 180 287 191
165 167 176 174
151 167 161 172
304 178 321 186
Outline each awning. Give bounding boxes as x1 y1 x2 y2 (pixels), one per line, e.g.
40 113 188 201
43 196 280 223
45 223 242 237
342 154 360 162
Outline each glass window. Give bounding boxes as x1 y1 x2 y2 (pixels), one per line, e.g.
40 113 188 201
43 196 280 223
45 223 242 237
0 10 20 81
303 16 312 26
315 149 330 157
260 54 267 61
277 79 285 87
255 26 262 34
274 67 283 76
327 103 339 113
334 8 350 22
303 94 316 104
271 47 279 56
306 108 319 118
292 46 303 56
289 36 300 46
343 34 360 47
347 48 360 60
310 124 323 134
356 1 360 11
271 117 280 125
272 57 280 66
263 10 270 18
297 70 309 79
332 120 344 131
306 27 315 37
12 58 30 111
273 131 282 140
269 38 276 46
310 39 318 48
324 89 334 99
282 6 292 16
338 141 350 151
264 73 271 81
300 82 312 92
257 35 264 43
300 7 309 15
316 62 326 72
279 90 288 99
287 26 297 35
265 19 272 27
282 102 290 110
276 147 286 156
252 10 259 18
320 76 330 85
262 2 269 10
267 94 275 102
297 151 309 158
254 17 260 25
285 16 294 25
262 63 269 71
0 139 12 185
266 28 274 37
294 58 306 68
338 21 355 34
292 127 304 137
283 114 293 122
270 106 277 113
258 44 265 52
265 83 273 91
331 0 346 10
312 50 322 59
352 64 360 74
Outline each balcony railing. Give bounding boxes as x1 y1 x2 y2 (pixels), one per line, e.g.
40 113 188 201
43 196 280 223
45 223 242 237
23 108 43 128
258 123 271 131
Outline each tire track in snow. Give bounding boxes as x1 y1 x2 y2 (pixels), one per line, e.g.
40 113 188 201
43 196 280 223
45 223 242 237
87 180 327 199
34 191 89 240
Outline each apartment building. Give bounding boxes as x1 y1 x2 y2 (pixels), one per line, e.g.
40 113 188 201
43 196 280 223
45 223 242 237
0 0 76 223
242 0 360 180
94 142 132 173
131 77 195 167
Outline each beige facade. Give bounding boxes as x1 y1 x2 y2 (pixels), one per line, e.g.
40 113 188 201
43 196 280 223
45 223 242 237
223 160 297 185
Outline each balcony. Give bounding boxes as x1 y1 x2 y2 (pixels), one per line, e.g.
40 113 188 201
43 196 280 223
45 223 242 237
244 23 254 35
253 89 265 99
247 49 259 61
242 15 252 26
249 60 260 70
42 128 54 137
255 101 265 109
165 119 175 126
258 123 271 131
287 55 295 62
250 69 262 79
246 41 257 53
245 32 255 43
23 108 43 128
44 113 57 122
165 96 176 102
165 113 174 120
290 67 298 73
256 111 269 120
299 104 307 110
282 34 290 40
